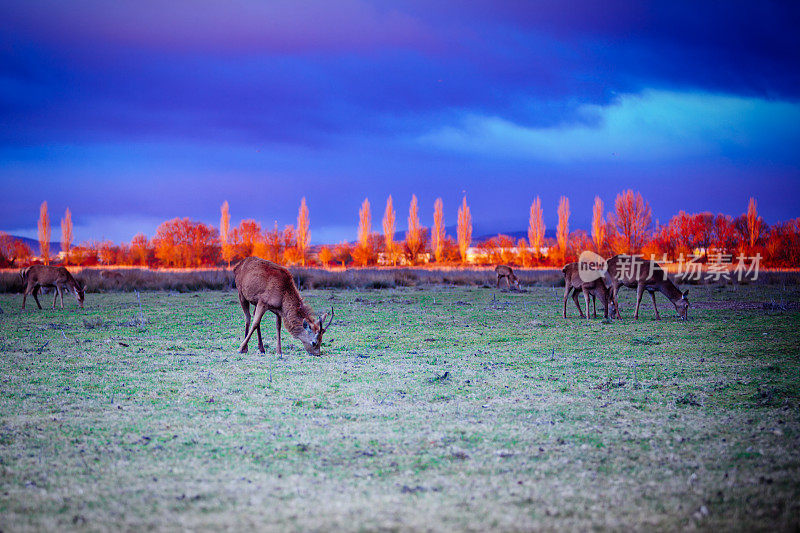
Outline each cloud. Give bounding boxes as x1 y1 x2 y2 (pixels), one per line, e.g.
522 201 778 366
417 90 800 163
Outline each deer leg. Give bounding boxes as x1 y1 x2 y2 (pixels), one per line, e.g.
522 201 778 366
614 286 622 319
572 290 585 318
22 285 29 309
634 284 646 319
60 285 65 308
563 284 571 318
497 276 502 288
238 293 251 353
239 302 267 354
256 321 265 354
592 294 597 318
32 286 43 310
275 314 282 355
650 291 661 320
583 288 591 321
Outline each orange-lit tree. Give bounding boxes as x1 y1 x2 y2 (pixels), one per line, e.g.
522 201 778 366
517 238 531 266
591 196 605 252
711 214 737 254
334 242 352 267
0 232 32 268
528 197 545 260
232 219 262 259
61 208 73 265
318 245 333 267
297 197 310 266
98 240 116 265
432 198 445 263
405 194 423 264
612 189 651 254
220 201 232 267
690 212 714 257
38 201 50 264
382 195 396 265
355 198 372 266
262 222 282 263
457 196 472 264
747 197 762 251
282 225 301 265
131 233 150 266
153 218 218 267
556 196 570 258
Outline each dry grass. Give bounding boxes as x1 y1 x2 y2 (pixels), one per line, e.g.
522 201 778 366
3 266 797 295
0 267 564 293
1 283 799 531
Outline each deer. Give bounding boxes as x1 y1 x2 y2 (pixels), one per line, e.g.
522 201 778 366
561 262 614 320
495 265 520 290
21 265 85 310
234 257 333 356
100 270 124 281
605 254 689 320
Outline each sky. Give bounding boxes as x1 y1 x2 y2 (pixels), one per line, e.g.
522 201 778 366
1 0 799 244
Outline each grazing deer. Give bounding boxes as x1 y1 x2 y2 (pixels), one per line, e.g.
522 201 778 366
561 262 613 320
606 254 689 320
234 257 333 356
495 265 520 290
100 270 124 281
21 265 85 310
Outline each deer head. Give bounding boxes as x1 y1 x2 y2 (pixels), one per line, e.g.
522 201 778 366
674 289 689 320
74 283 85 308
300 307 334 356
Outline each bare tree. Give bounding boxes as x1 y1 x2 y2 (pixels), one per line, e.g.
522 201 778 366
220 201 232 267
405 195 422 264
747 197 761 250
528 197 545 258
382 195 396 265
356 198 371 266
297 197 310 266
457 195 472 264
612 189 652 253
61 208 73 265
591 196 605 252
38 201 51 265
432 197 445 263
557 196 570 255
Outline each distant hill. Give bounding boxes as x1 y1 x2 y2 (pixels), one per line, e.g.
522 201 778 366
444 225 557 242
7 236 62 256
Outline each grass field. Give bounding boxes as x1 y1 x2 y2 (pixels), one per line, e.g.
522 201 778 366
1 283 799 531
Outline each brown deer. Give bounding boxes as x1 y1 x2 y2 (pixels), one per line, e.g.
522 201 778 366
100 270 124 281
495 265 520 290
561 262 614 320
605 254 689 320
21 265 85 310
234 257 333 356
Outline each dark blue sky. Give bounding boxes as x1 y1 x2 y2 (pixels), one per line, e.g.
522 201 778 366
2 1 799 244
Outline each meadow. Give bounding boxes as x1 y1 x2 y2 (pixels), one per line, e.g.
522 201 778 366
1 279 799 531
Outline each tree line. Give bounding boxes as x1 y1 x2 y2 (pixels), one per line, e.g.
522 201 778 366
1 192 798 269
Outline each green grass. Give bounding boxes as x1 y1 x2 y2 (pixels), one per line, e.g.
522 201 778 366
1 284 799 531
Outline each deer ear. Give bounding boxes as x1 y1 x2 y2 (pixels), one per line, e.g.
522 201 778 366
683 290 689 299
